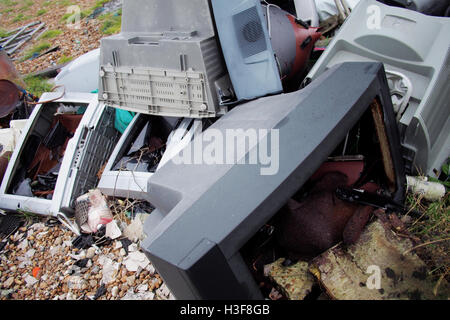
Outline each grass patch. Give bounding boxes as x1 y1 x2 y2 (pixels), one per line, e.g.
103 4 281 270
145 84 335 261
18 0 33 12
42 0 52 6
93 0 109 9
38 29 62 40
407 193 450 279
99 9 122 35
22 41 51 60
36 8 46 16
16 209 40 226
12 13 30 22
405 161 450 293
23 75 53 97
0 0 18 6
1 7 13 14
0 28 12 38
58 54 72 64
57 0 73 7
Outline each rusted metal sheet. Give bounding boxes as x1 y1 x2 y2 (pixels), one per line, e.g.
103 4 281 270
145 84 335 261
310 219 449 300
0 80 20 119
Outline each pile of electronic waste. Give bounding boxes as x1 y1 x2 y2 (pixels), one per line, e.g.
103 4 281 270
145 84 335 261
0 0 449 300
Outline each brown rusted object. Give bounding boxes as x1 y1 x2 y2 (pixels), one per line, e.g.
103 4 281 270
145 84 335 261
276 172 370 260
0 151 12 185
342 205 374 245
0 49 26 88
33 190 54 197
310 160 364 186
0 79 20 118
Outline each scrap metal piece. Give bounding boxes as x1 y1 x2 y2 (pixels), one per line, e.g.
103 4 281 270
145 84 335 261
2 21 40 48
310 220 449 300
6 22 45 55
0 80 20 118
141 62 406 299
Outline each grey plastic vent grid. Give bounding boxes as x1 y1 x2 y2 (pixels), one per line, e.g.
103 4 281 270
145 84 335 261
233 6 267 59
69 106 120 208
100 66 208 116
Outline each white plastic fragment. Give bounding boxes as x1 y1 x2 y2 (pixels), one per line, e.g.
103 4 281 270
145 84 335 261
124 251 149 272
101 258 120 285
407 176 446 201
105 220 122 240
24 275 38 287
17 239 28 251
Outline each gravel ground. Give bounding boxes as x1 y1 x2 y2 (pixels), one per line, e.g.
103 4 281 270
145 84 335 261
0 0 172 301
0 0 115 75
0 218 173 300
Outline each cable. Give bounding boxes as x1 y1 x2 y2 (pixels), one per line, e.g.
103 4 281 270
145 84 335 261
261 1 297 38
27 84 66 105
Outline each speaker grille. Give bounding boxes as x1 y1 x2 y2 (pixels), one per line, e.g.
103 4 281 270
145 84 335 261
233 6 267 58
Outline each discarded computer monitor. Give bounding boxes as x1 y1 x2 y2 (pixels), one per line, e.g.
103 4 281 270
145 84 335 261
305 0 450 177
0 93 121 220
211 0 321 101
141 62 406 299
98 0 234 118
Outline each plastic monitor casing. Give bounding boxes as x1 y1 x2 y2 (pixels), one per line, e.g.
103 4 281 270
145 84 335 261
141 62 405 300
305 0 450 177
211 0 283 101
0 93 120 216
98 0 233 118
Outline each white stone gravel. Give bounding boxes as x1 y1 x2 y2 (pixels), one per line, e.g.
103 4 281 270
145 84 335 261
0 221 169 300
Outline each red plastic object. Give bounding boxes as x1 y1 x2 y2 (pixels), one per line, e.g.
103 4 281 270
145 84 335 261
286 16 321 79
310 161 365 186
32 267 40 278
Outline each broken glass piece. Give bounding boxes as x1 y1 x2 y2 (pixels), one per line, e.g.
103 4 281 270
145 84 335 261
127 121 152 156
42 121 73 150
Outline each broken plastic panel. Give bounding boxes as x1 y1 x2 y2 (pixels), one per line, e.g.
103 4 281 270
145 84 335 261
97 114 202 200
212 0 283 101
305 0 450 177
0 93 121 218
141 62 406 299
